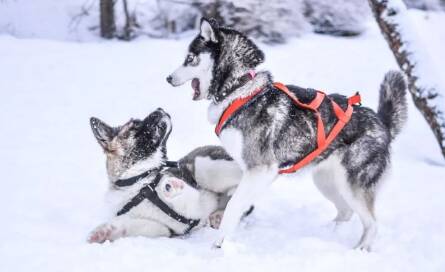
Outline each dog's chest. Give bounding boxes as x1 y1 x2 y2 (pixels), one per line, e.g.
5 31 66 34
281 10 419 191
218 128 246 171
106 182 215 233
106 184 169 216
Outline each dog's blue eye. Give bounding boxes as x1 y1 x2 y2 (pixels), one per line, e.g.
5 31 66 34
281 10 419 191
165 183 171 192
186 55 199 67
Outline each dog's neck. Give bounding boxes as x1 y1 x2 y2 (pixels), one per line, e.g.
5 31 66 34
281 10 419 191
108 149 166 186
207 71 272 124
212 71 256 102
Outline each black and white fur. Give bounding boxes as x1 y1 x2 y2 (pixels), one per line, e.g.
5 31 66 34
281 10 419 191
88 108 242 242
167 18 408 251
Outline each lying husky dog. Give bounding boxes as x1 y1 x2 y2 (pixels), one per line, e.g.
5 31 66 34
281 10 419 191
88 108 243 242
166 18 408 250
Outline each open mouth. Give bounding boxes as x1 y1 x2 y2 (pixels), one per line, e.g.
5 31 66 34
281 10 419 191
191 78 201 100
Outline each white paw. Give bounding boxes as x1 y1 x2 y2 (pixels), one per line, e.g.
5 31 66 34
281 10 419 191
87 223 126 244
208 210 224 229
354 238 373 252
354 226 377 252
212 238 224 249
333 210 353 223
354 243 372 252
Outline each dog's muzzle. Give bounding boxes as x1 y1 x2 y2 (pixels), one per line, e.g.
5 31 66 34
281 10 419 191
166 75 173 85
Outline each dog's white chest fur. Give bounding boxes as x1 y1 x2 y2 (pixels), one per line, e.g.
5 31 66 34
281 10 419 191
218 128 246 171
104 179 216 233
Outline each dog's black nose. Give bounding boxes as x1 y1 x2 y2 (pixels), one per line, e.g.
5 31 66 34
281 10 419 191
166 75 173 84
156 108 171 119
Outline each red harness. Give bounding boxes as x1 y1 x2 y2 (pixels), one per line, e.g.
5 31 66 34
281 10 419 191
215 82 361 174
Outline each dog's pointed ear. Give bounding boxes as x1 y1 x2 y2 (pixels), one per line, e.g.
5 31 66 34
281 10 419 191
90 117 114 149
200 17 218 43
117 119 136 138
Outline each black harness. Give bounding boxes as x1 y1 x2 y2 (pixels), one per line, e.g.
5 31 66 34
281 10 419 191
115 161 200 235
114 161 179 187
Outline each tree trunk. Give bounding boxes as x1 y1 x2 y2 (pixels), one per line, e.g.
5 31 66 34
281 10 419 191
122 0 132 40
100 0 116 39
368 0 445 159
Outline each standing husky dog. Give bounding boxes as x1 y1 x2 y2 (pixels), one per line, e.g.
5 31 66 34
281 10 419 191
88 108 243 242
166 18 407 250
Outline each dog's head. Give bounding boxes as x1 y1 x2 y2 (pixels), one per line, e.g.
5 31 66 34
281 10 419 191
166 17 265 102
90 108 172 181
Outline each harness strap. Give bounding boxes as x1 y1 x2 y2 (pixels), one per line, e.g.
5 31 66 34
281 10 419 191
165 160 179 168
116 173 200 234
215 82 361 174
215 87 263 135
275 83 360 174
114 161 179 188
114 168 160 187
272 82 325 111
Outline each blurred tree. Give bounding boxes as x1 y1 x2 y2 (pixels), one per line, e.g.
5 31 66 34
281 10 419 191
197 0 309 44
95 0 372 42
304 0 370 36
402 0 442 10
148 0 199 37
182 0 368 42
100 0 116 38
120 0 138 40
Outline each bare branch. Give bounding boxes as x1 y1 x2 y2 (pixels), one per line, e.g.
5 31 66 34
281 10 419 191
368 0 445 158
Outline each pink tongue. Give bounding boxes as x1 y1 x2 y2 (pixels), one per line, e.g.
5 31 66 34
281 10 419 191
191 78 199 91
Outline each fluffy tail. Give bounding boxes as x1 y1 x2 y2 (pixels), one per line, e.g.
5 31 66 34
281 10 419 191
377 71 408 140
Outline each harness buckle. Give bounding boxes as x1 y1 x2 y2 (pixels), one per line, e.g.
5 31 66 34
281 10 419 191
349 92 362 106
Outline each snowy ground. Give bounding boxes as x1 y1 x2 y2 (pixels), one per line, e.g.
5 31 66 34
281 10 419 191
1 10 445 272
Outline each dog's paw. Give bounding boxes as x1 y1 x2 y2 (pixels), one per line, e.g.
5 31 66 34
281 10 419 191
212 239 223 249
354 242 372 252
208 210 224 229
353 239 373 252
354 245 372 252
333 210 353 223
87 224 126 243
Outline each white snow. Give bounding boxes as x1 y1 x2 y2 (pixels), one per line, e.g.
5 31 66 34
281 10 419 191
1 9 445 272
0 0 98 41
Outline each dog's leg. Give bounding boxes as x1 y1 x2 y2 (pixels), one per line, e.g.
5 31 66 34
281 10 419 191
213 165 278 248
313 165 353 223
315 154 377 250
88 216 171 243
339 186 377 251
340 129 389 251
210 192 256 229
